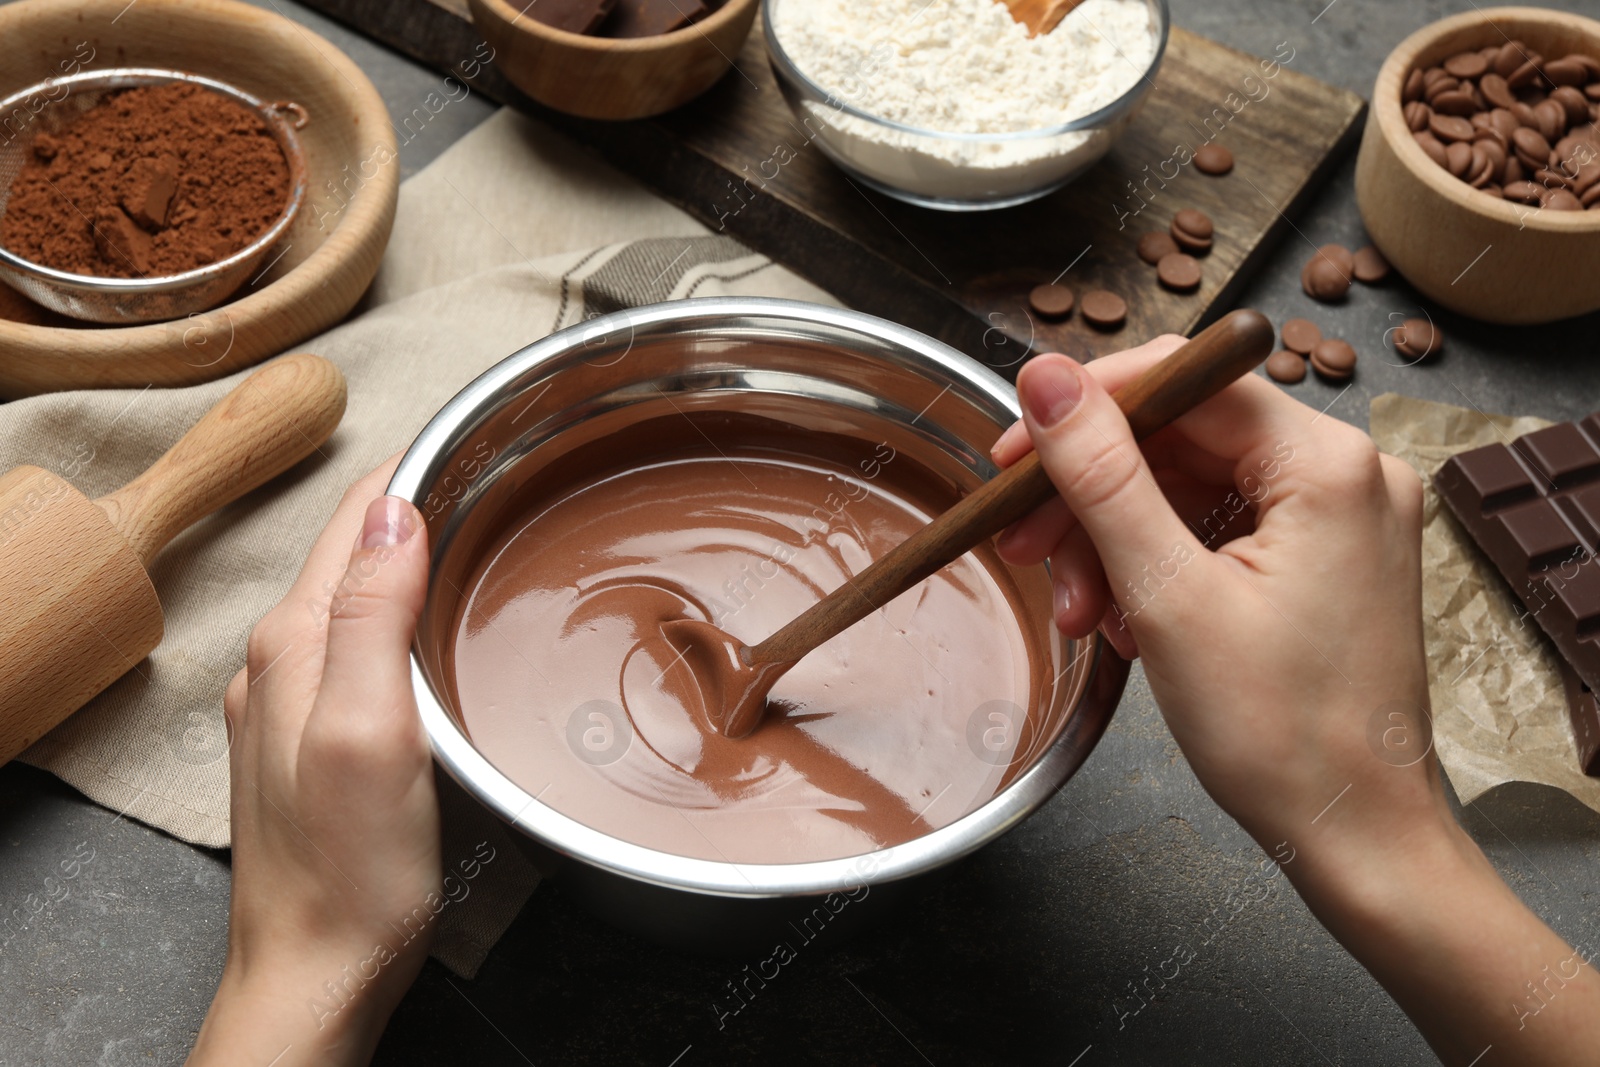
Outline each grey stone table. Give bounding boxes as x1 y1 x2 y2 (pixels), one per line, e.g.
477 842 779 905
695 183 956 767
2 1 1597 1064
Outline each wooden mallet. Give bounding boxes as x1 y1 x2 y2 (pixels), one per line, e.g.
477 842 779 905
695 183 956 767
0 352 346 764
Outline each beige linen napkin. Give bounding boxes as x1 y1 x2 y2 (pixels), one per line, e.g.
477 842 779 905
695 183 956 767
2 108 837 975
1370 393 1600 817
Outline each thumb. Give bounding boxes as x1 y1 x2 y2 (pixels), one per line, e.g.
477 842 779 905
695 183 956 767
315 496 430 728
1017 355 1204 617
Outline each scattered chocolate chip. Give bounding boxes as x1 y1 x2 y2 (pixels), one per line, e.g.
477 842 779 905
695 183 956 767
1028 283 1075 319
1310 338 1357 380
1080 290 1127 330
1352 245 1391 284
1301 256 1351 303
1266 349 1306 384
1170 209 1215 255
1547 188 1584 210
1194 144 1233 175
1281 318 1321 355
1393 317 1442 361
1136 231 1179 265
1156 252 1201 292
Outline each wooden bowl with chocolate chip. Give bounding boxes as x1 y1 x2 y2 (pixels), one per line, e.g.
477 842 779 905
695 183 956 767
469 0 759 121
1355 6 1600 325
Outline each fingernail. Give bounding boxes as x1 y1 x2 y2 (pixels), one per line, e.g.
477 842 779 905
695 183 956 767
1023 358 1082 427
996 525 1020 552
361 496 416 549
1052 579 1071 626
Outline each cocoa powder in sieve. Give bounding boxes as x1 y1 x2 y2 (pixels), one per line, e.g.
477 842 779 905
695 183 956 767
0 82 290 278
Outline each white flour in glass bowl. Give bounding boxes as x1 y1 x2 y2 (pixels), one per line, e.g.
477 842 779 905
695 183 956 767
767 0 1162 207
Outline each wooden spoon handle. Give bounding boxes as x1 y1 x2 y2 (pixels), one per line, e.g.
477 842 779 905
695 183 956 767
95 353 347 566
747 309 1274 667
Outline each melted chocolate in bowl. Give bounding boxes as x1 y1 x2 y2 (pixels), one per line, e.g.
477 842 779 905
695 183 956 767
443 407 1072 865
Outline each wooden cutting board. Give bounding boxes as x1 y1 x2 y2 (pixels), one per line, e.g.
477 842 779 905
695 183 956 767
302 0 1366 370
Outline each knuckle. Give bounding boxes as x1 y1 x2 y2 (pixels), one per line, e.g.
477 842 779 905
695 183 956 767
1315 429 1385 495
244 614 294 679
1065 434 1147 515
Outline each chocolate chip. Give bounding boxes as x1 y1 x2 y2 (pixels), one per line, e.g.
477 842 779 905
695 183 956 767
1316 244 1355 277
1429 113 1476 143
1352 245 1390 284
1492 42 1526 78
1513 126 1553 170
1478 72 1517 110
1028 283 1075 319
1156 252 1201 292
1136 231 1179 265
1552 86 1590 125
1194 144 1233 175
1414 130 1450 167
1533 99 1567 142
1302 256 1351 303
1393 318 1442 361
1080 290 1126 330
1544 56 1590 87
1403 68 1425 104
1431 90 1478 116
1445 140 1474 177
1310 338 1357 380
1403 100 1431 131
1506 58 1544 91
1444 51 1490 80
1547 188 1584 210
1503 180 1543 205
1170 209 1214 254
1281 318 1321 354
1266 350 1306 384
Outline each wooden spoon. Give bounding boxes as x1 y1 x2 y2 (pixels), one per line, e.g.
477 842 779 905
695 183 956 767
660 308 1275 738
999 0 1090 37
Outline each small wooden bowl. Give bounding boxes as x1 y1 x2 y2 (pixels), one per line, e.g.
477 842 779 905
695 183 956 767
0 0 397 397
1355 7 1600 326
469 0 759 121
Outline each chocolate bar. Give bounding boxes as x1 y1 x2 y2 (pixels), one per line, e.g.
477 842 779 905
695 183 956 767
601 0 707 37
526 0 616 34
1560 663 1600 777
1434 414 1600 777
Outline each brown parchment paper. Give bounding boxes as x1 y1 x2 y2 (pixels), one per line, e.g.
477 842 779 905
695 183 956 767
1370 393 1600 815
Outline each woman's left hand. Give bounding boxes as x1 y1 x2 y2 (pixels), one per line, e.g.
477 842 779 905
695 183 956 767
189 456 439 1066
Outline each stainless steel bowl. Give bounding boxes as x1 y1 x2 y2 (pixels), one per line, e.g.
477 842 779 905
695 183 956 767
389 298 1128 951
0 68 308 324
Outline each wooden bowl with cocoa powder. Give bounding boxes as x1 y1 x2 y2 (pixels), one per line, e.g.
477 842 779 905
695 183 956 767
0 0 398 397
1355 6 1600 325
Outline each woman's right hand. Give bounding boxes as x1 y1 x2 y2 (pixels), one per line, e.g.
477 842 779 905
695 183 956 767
994 339 1600 1065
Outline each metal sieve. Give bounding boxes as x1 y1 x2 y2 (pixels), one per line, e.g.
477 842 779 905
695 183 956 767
0 68 308 325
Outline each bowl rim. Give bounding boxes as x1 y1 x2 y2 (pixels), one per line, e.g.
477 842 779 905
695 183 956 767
0 67 308 295
389 296 1128 899
761 0 1170 142
474 0 759 52
1373 5 1600 233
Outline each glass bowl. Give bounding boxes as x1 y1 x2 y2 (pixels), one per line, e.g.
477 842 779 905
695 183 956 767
763 0 1170 211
